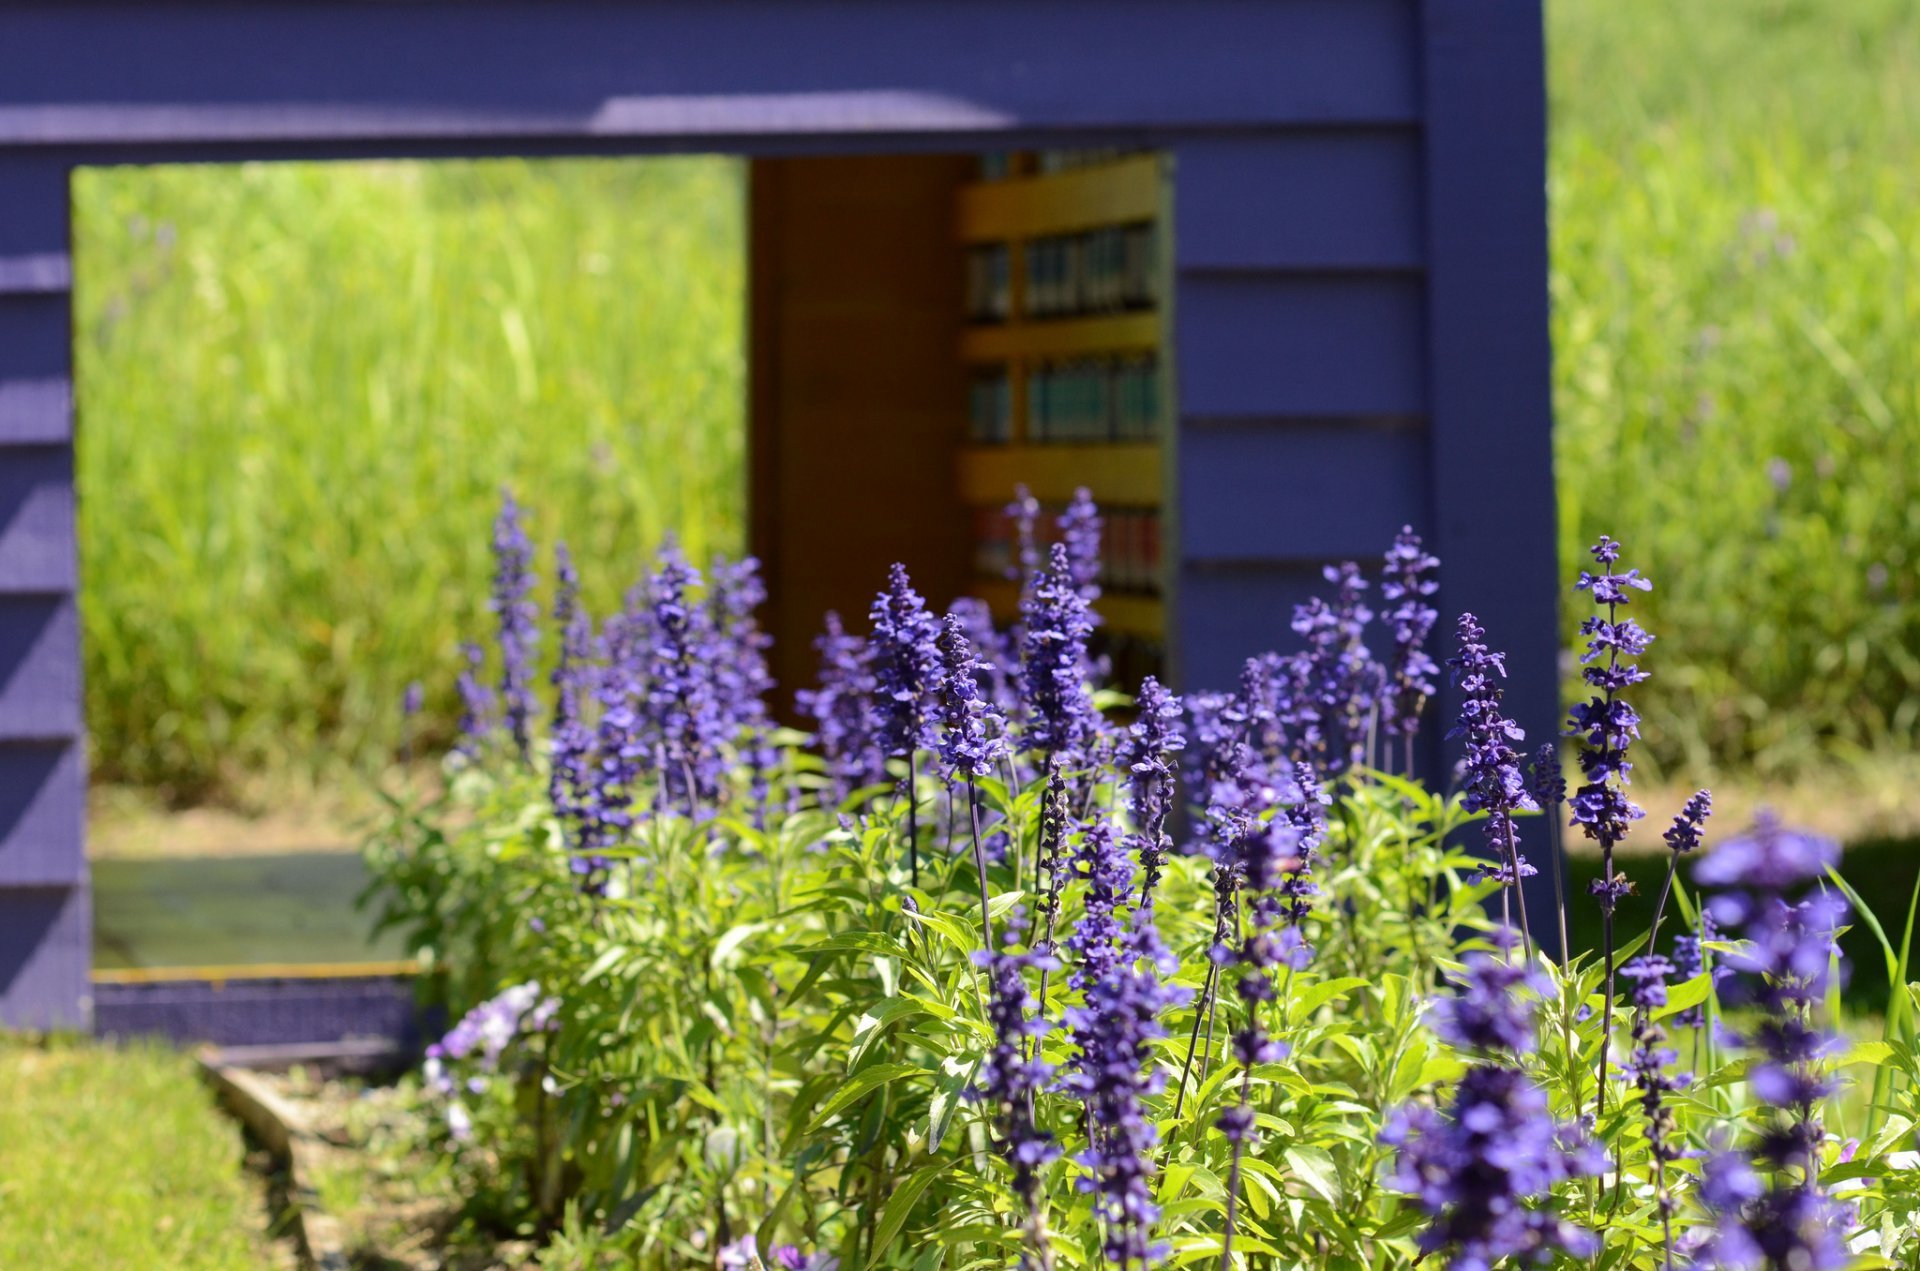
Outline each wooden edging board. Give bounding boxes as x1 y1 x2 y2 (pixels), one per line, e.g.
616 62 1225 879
198 1054 353 1271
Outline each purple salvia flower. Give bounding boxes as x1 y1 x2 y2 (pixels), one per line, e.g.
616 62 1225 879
1019 543 1097 761
1059 822 1187 1267
1568 535 1653 887
1429 944 1550 1056
1057 486 1104 607
1664 789 1713 856
868 563 941 763
949 596 1022 721
638 543 726 815
454 641 498 759
548 543 599 850
1691 814 1853 1271
1006 484 1042 589
1380 526 1441 746
796 611 886 804
935 614 1011 783
489 491 540 760
1290 563 1379 776
1446 614 1538 944
708 555 779 811
1620 954 1690 1246
1125 677 1184 911
967 933 1062 1244
1381 1065 1601 1270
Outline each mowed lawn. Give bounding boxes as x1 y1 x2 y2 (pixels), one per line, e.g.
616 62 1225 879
0 1038 278 1269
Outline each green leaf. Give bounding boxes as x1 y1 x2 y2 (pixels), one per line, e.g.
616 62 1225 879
710 922 769 970
1282 1144 1343 1206
805 1062 931 1134
1652 972 1712 1022
864 1159 954 1270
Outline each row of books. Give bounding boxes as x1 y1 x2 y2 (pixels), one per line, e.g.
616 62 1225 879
1023 224 1157 318
964 243 1012 323
965 357 1163 446
970 503 1162 595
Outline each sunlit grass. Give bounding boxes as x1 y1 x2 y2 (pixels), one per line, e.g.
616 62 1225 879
1549 0 1920 776
73 157 746 803
0 1036 274 1269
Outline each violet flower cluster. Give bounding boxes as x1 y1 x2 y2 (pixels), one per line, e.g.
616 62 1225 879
1061 820 1188 1268
1380 526 1441 744
1386 940 1601 1270
968 935 1063 1221
1689 814 1852 1271
423 980 560 1142
1123 676 1184 912
490 491 541 760
1020 542 1098 762
1446 613 1538 906
935 613 1011 784
796 612 886 802
868 563 942 768
1569 535 1653 912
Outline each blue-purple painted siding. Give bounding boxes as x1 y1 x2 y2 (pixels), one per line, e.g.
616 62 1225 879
0 0 1557 1024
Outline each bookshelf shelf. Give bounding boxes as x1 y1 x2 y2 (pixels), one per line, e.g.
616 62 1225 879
959 312 1161 363
957 443 1161 506
956 155 1162 242
971 578 1165 640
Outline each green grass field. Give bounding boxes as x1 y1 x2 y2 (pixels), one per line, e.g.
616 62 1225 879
0 1038 277 1268
71 0 1920 805
74 158 745 802
1549 0 1920 777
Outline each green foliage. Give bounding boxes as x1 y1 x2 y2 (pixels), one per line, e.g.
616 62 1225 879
366 708 1920 1267
0 1036 273 1269
72 157 745 800
1550 0 1920 773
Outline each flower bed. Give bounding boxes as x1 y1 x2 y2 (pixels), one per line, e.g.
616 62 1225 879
364 493 1920 1268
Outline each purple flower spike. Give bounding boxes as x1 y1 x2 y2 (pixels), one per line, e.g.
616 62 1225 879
1694 811 1838 891
935 613 1010 784
868 563 942 764
1005 484 1042 587
1381 526 1441 744
796 611 886 803
1382 1065 1601 1271
1125 677 1184 911
548 543 599 854
1446 614 1538 907
455 641 498 759
1428 944 1549 1056
489 491 540 760
1019 542 1097 761
1057 487 1104 606
638 542 726 815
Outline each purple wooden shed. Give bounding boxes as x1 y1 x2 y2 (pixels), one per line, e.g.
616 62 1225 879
0 0 1557 1030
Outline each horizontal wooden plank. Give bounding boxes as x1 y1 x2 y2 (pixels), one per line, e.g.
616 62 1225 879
957 155 1161 242
0 595 80 740
0 883 88 1030
0 1 1418 149
0 446 75 592
1173 561 1366 691
969 576 1164 640
0 741 82 886
961 312 1159 363
0 293 72 380
956 442 1162 506
0 378 70 444
1177 420 1428 562
0 253 70 295
1173 273 1426 417
1173 131 1423 270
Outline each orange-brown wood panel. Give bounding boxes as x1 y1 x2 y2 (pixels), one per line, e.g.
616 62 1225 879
749 156 974 716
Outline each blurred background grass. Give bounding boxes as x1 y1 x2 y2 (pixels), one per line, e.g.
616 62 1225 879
74 158 745 804
71 0 1920 813
1549 0 1920 779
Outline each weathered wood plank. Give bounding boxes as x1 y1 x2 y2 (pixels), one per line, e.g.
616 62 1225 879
1174 273 1427 418
1173 131 1423 271
0 883 89 1030
0 1 1418 149
0 741 83 886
